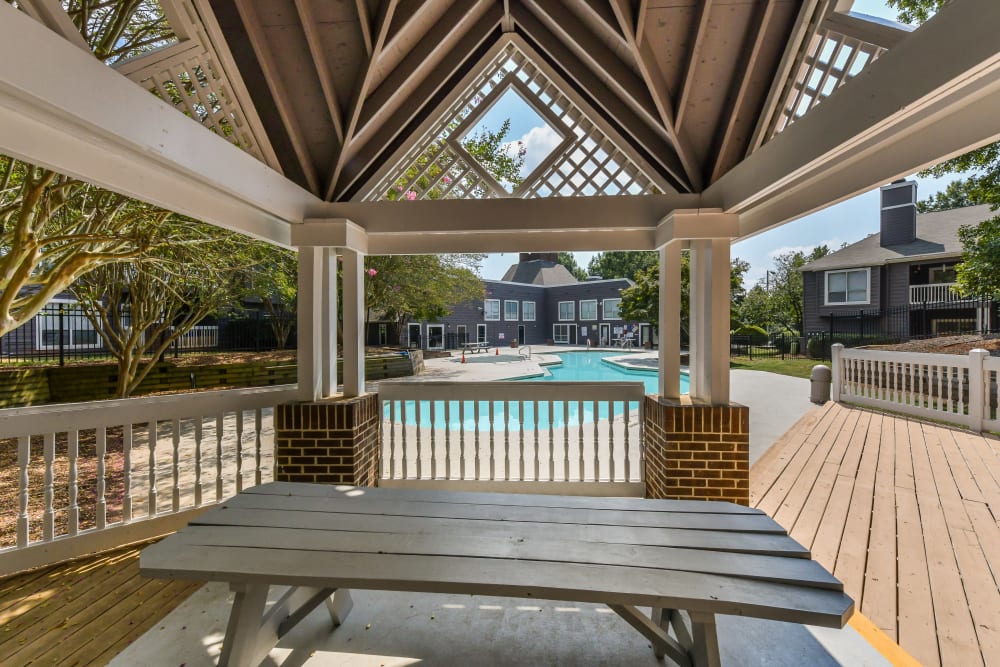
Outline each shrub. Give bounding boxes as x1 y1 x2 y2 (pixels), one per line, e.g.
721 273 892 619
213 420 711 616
733 324 769 345
806 336 827 359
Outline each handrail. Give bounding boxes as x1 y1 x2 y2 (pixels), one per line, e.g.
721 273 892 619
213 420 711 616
518 345 532 360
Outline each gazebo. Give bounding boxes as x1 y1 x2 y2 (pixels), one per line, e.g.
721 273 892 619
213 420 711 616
2 0 999 564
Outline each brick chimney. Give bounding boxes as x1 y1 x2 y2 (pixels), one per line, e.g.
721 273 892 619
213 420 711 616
879 180 917 247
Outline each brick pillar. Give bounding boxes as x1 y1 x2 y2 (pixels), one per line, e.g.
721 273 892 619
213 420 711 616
274 393 380 486
643 396 749 505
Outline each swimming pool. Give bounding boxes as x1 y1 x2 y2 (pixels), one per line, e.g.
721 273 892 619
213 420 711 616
384 352 688 430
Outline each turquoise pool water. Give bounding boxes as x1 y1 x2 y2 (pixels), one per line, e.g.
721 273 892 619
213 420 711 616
385 352 688 430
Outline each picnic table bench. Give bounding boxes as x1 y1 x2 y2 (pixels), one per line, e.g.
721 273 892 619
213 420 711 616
140 482 853 667
460 341 491 353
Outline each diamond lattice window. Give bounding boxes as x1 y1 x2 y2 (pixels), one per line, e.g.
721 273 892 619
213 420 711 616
366 42 662 201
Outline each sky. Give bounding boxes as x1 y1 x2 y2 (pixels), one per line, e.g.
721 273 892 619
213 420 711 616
474 0 962 285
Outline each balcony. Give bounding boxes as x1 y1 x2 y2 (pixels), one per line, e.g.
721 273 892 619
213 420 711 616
909 282 966 305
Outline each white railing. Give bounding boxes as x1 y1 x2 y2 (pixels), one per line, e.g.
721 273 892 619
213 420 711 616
832 344 999 432
173 324 219 349
0 384 297 573
380 381 645 494
909 282 962 304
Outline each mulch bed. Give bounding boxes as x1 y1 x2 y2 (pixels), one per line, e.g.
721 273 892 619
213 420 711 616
863 334 1000 356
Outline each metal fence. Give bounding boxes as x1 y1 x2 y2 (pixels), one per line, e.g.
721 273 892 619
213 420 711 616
0 302 297 365
729 333 806 360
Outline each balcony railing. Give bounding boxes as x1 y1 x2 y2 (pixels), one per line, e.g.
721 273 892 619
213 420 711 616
0 385 297 574
379 381 646 496
909 282 965 304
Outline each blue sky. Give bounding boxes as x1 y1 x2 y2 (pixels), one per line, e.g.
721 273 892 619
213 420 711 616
476 0 963 285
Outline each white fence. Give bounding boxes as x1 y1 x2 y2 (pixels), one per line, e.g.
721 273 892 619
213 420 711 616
0 385 297 573
832 344 999 432
379 381 645 495
909 282 961 304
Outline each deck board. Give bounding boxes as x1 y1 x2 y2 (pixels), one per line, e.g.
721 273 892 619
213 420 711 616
753 401 1000 667
0 543 200 666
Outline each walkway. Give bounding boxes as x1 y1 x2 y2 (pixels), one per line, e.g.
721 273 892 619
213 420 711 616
752 401 1000 666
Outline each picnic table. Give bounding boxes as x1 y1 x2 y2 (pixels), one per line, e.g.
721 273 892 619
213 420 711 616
140 482 853 667
460 341 491 353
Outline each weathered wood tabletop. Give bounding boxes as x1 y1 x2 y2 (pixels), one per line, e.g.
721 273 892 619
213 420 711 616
141 482 853 667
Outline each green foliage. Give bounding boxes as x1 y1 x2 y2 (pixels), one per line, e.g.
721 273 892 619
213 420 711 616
732 324 768 345
738 245 829 335
916 177 992 212
462 119 526 191
244 245 297 348
64 0 175 64
806 335 826 360
885 0 947 25
586 251 657 280
737 285 773 329
555 252 587 281
955 215 1000 298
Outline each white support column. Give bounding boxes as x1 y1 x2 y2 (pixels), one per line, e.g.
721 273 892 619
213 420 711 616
322 248 338 397
658 240 682 400
342 248 366 397
297 247 323 401
688 239 731 404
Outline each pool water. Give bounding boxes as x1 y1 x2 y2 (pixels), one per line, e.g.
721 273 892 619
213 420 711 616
385 352 688 430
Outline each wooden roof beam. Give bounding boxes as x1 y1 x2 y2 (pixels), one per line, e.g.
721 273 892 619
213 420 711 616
674 0 712 132
822 11 912 50
326 0 399 200
292 0 344 146
512 5 690 192
708 0 778 185
609 0 702 191
355 0 373 57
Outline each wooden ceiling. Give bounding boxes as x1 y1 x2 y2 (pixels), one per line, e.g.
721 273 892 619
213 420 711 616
208 0 805 201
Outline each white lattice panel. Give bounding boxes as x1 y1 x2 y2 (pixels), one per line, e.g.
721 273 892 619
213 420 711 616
770 27 885 138
365 43 662 202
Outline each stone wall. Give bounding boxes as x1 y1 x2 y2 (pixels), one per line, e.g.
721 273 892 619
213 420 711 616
643 396 749 505
274 394 381 486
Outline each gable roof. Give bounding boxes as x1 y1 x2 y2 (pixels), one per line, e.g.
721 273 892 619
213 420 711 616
500 259 578 286
800 204 994 272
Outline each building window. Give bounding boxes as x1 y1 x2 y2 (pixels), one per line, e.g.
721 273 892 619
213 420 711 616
503 300 519 321
603 298 622 320
522 301 536 321
579 299 597 321
825 269 869 305
484 299 500 321
558 301 575 321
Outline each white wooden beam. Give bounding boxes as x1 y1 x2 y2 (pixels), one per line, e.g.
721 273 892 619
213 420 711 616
341 248 366 397
658 240 682 400
297 247 324 401
688 239 730 405
0 4 315 245
706 0 1000 238
655 210 738 247
293 220 369 253
822 11 912 49
322 248 338 399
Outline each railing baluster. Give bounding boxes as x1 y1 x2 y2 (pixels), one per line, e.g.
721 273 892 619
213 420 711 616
194 417 203 506
445 400 451 479
17 436 29 548
389 400 397 480
401 400 408 479
578 400 585 482
459 400 466 480
172 418 181 511
607 400 615 483
96 426 107 530
488 401 495 481
123 424 133 521
474 400 481 480
255 407 263 486
518 400 525 482
215 413 224 502
503 400 510 482
563 401 570 482
68 430 80 534
624 401 631 482
547 400 554 482
430 400 437 479
416 401 423 479
43 433 55 541
149 421 158 515
235 411 245 492
534 400 540 481
593 400 600 482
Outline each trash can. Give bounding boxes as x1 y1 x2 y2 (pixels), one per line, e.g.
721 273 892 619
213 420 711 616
810 365 831 404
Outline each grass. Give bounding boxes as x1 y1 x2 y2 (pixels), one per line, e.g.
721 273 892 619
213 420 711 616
730 356 825 379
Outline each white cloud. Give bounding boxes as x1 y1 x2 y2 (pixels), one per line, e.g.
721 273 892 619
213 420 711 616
503 124 562 175
766 238 843 259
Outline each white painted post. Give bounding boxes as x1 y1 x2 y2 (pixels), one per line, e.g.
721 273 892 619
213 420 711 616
42 433 54 541
689 240 706 400
297 246 323 401
322 248 338 397
969 349 988 432
658 240 682 399
16 436 29 548
831 343 844 402
688 240 730 404
68 429 80 534
342 247 366 397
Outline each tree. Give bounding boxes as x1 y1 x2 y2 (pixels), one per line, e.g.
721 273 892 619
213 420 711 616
70 220 257 397
586 251 657 281
618 253 749 339
556 252 587 281
885 0 946 25
955 215 1000 298
916 177 992 212
0 1 177 337
245 245 297 349
762 246 830 335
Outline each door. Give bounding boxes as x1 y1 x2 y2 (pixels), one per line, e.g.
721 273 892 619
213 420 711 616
599 323 610 347
477 324 487 344
407 323 421 349
457 324 467 346
427 324 444 350
517 325 525 345
377 324 388 346
639 324 651 347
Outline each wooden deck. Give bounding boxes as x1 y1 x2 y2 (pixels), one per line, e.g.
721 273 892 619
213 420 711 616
0 542 200 666
752 401 1000 667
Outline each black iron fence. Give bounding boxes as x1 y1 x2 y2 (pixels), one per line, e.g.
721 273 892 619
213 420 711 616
0 302 297 365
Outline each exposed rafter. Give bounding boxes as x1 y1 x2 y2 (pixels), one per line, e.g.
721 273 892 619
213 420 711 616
512 4 689 191
326 0 399 200
233 0 321 194
609 0 702 191
354 0 374 57
709 0 778 184
674 0 713 132
292 0 345 146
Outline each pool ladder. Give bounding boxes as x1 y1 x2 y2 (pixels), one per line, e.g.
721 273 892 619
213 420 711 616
518 345 532 360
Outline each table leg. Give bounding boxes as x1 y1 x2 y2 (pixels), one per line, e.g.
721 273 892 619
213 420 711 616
219 583 269 667
689 612 721 667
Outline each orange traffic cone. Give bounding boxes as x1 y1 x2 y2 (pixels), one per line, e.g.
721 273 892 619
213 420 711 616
495 347 499 355
461 351 466 364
